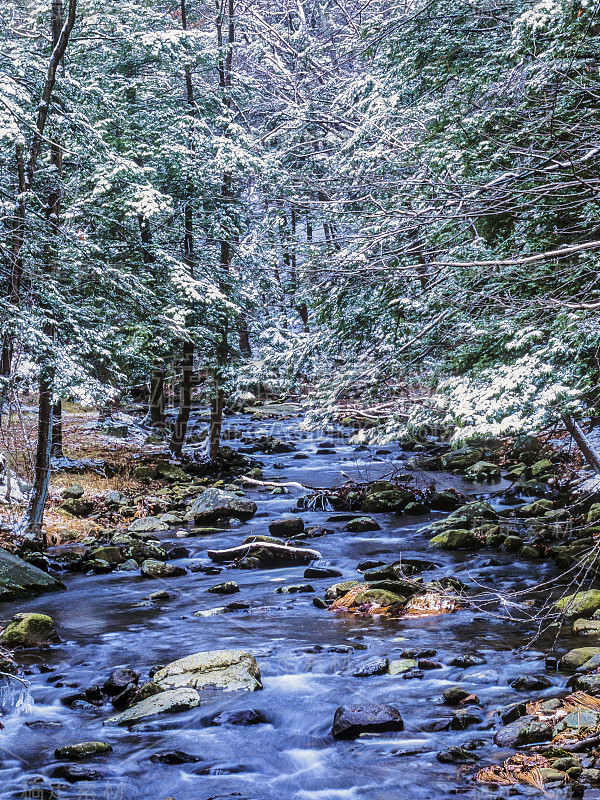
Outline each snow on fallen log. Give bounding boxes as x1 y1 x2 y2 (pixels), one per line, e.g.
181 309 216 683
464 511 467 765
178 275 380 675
207 542 321 564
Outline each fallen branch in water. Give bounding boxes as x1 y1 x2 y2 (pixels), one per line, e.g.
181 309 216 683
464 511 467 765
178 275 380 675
207 541 321 564
240 476 324 491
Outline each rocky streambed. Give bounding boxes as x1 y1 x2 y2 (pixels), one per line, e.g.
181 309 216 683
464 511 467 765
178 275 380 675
1 413 600 799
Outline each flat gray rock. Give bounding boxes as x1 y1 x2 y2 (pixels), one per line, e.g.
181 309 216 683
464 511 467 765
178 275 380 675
0 547 64 601
105 687 200 725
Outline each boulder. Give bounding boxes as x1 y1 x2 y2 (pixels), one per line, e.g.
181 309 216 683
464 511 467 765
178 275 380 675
573 618 600 636
352 657 389 677
443 447 483 471
572 673 600 694
343 517 381 532
187 489 257 523
0 547 64 601
123 542 167 563
428 529 479 550
464 461 500 480
153 649 262 692
361 489 414 513
206 581 239 595
388 658 417 675
0 612 59 648
89 546 124 566
555 590 600 619
140 559 186 579
128 516 169 533
54 742 112 759
560 646 600 671
60 498 94 517
304 567 343 579
353 588 405 607
510 675 553 691
105 687 200 725
102 668 140 696
268 518 304 537
493 715 553 747
63 484 84 499
331 703 404 739
325 580 362 600
156 463 188 482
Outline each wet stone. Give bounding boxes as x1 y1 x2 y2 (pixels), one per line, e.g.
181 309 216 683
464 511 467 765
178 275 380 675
209 709 269 726
304 567 343 579
511 674 554 691
54 742 113 760
436 746 480 764
275 584 314 594
207 582 240 595
331 703 404 739
150 751 200 764
352 657 389 677
448 654 487 668
50 765 104 782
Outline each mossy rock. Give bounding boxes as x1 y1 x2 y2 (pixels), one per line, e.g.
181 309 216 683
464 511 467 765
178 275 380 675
560 646 600 671
587 504 600 524
361 489 414 513
353 588 405 607
442 447 484 471
325 580 363 600
428 529 478 550
464 461 500 481
555 590 600 619
0 613 59 648
531 459 554 477
343 517 381 532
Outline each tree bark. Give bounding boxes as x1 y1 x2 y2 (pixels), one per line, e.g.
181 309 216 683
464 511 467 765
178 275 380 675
51 400 63 458
209 387 225 461
149 367 165 429
170 340 194 457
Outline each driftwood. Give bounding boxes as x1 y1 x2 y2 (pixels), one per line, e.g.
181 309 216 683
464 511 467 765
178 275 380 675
207 542 321 564
563 415 600 474
527 733 600 754
240 476 324 491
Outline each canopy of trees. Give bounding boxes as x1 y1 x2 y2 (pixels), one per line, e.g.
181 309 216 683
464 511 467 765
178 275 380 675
2 0 600 526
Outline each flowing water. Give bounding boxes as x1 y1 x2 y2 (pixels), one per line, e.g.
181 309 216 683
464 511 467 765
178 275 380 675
0 414 575 800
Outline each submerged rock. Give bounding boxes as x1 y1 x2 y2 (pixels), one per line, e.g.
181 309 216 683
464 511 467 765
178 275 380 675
0 612 59 648
153 649 262 692
331 703 404 739
187 489 257 523
0 547 64 601
54 742 113 760
209 709 269 726
343 517 380 532
105 687 200 725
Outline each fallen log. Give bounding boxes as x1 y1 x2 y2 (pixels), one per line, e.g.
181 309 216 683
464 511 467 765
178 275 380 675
207 542 321 564
239 476 323 491
563 415 600 474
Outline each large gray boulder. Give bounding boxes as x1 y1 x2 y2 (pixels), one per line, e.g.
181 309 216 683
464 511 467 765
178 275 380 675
186 489 257 523
105 687 200 725
153 649 262 692
0 547 64 601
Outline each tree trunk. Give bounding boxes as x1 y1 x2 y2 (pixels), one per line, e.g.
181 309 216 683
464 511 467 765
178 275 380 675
170 340 193 457
22 0 71 537
209 387 225 461
149 367 165 429
563 415 600 474
51 400 63 458
2 0 77 380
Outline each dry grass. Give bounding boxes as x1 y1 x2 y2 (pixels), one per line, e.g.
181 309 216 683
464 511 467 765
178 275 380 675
476 754 549 791
0 400 163 546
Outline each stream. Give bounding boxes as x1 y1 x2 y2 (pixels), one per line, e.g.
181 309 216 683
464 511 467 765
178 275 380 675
0 413 577 800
